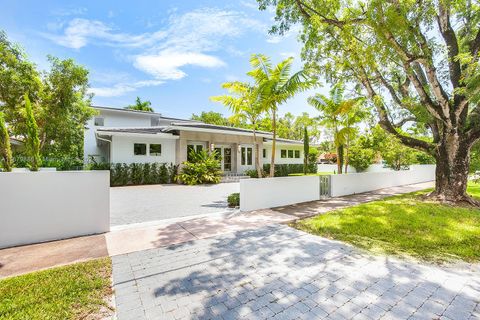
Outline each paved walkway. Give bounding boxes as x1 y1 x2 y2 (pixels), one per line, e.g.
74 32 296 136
110 183 239 226
112 225 480 320
0 182 433 278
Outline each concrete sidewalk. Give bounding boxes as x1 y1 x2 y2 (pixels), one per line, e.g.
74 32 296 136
0 182 433 278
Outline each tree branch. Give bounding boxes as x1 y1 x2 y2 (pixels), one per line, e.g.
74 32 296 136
357 66 434 153
394 117 416 128
437 3 461 89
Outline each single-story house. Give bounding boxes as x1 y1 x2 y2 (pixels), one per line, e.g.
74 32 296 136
84 106 307 174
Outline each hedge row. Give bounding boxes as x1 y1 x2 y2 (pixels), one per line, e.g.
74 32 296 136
246 163 318 178
90 162 178 187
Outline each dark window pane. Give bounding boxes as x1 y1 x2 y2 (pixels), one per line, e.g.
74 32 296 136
247 148 252 165
281 150 287 158
295 150 300 158
94 117 104 126
288 150 294 158
241 147 246 165
196 145 203 153
263 149 266 158
150 144 161 156
134 143 146 155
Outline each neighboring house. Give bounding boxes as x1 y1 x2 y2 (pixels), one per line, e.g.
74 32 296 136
84 106 306 174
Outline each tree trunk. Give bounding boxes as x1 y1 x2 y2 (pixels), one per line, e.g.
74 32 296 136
430 137 475 204
253 129 263 178
336 144 344 174
269 109 276 177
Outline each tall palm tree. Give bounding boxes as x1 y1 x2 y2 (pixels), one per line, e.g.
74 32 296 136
309 85 365 173
211 81 266 178
248 54 315 177
125 97 154 112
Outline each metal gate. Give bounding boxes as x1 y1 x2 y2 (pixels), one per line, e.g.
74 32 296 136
319 175 331 199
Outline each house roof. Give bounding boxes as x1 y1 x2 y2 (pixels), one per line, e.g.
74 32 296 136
92 105 163 116
96 127 169 135
165 122 273 136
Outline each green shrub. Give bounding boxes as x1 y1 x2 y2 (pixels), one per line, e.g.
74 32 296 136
348 144 374 172
0 112 13 172
177 150 222 185
130 163 143 185
227 193 240 207
23 94 41 171
261 164 315 177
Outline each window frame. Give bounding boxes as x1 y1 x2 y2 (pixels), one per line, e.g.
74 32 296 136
134 143 147 156
294 150 300 158
288 150 294 158
149 144 162 156
94 117 104 126
281 150 287 158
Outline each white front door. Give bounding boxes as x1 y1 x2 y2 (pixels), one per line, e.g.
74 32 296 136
214 146 232 172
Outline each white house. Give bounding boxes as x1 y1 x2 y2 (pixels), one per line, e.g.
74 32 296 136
84 106 306 174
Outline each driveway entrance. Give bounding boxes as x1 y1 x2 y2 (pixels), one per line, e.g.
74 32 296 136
110 183 239 226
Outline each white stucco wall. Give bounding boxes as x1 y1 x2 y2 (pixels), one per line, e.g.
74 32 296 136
240 176 319 211
262 144 305 165
84 109 159 162
330 165 436 197
0 171 110 249
110 135 177 164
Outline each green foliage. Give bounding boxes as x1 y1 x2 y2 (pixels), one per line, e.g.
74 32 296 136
309 84 367 173
177 150 222 185
303 127 309 175
227 193 240 207
23 94 41 171
191 111 234 126
89 161 178 187
471 141 480 173
0 112 12 171
125 97 154 112
0 258 112 320
294 184 480 262
0 33 94 162
348 137 375 172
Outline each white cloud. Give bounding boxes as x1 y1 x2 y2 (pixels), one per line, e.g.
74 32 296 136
135 51 225 80
89 80 164 97
51 7 87 16
42 18 166 49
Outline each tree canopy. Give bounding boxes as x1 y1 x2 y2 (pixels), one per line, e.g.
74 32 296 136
258 0 480 203
125 97 154 112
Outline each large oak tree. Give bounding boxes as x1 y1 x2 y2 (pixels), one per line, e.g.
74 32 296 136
258 0 480 204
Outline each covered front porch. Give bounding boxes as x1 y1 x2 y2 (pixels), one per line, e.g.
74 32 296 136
176 129 265 174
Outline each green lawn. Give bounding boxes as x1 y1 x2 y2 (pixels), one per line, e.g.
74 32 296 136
293 183 480 263
0 258 112 320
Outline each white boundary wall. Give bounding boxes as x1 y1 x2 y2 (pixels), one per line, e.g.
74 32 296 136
240 176 319 211
240 165 435 211
0 171 110 248
330 165 436 197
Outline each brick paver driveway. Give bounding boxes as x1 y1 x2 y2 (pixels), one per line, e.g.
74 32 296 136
112 225 480 320
110 183 239 226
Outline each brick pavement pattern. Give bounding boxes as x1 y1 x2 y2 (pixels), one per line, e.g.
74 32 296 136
112 225 480 320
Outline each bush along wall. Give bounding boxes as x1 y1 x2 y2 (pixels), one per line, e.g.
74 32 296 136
90 162 178 187
245 163 318 178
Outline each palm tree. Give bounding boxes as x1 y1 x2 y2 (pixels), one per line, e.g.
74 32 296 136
211 81 266 178
309 85 364 173
125 97 154 112
248 54 315 177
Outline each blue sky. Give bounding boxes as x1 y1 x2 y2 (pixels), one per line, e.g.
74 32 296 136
2 0 324 119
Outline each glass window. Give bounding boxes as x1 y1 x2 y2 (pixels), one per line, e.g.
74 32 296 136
288 150 294 158
295 150 300 158
149 144 161 156
187 145 195 161
94 117 104 126
281 150 287 158
241 147 246 165
263 149 266 158
134 143 146 155
247 147 252 165
196 145 203 153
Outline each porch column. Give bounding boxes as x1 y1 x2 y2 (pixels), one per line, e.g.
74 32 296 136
232 143 238 173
